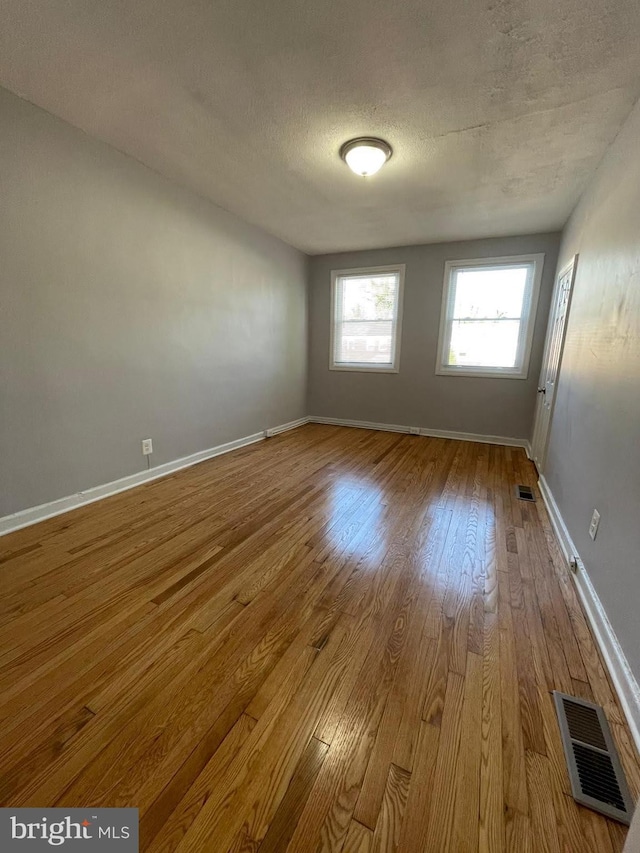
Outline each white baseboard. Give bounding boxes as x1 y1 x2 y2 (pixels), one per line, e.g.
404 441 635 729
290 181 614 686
309 416 529 450
0 417 309 537
418 426 528 450
265 416 310 438
537 475 575 565
539 475 640 752
574 567 640 751
310 416 409 434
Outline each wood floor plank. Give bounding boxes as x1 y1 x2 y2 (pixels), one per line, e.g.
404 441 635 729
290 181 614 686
354 510 450 824
284 566 414 851
421 670 466 851
146 616 349 852
254 736 329 853
395 720 440 853
0 426 636 853
525 750 561 853
497 571 529 818
579 808 616 853
479 610 504 853
343 820 374 853
139 712 257 851
451 651 483 853
505 809 533 853
510 573 547 756
371 763 410 853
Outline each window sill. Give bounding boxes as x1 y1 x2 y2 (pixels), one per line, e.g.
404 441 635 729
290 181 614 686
330 364 399 374
435 366 528 380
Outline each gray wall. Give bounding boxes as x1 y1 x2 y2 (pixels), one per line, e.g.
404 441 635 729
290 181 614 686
0 87 307 517
544 97 640 683
308 233 560 438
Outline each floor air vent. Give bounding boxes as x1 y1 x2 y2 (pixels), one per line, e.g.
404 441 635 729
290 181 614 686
515 484 535 502
552 691 633 824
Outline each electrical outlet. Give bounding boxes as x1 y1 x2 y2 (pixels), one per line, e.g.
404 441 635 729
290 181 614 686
409 427 421 436
142 438 153 456
588 509 600 541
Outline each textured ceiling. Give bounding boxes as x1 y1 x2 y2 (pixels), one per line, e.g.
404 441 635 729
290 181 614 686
1 0 640 254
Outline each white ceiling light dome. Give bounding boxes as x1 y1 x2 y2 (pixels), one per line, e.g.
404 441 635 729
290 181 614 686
340 137 392 177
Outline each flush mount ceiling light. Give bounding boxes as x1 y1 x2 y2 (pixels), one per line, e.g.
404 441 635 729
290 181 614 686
340 137 392 177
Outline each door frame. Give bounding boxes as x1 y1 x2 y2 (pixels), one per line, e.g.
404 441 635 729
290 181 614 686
531 253 578 472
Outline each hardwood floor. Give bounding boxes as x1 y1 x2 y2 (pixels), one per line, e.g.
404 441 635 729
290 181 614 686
0 424 638 852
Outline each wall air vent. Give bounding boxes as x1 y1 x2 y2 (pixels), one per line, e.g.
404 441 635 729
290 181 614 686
515 484 535 501
552 691 634 824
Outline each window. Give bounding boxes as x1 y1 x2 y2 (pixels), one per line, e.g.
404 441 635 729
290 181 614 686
330 265 404 372
436 254 544 379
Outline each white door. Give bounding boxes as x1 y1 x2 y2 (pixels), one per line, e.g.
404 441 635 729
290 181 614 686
531 255 578 471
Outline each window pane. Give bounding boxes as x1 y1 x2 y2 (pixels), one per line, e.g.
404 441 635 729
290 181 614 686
449 319 521 368
337 320 393 363
335 273 398 365
453 266 529 320
340 274 398 321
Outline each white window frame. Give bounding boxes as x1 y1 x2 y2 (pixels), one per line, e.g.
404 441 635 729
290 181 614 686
330 264 405 373
435 254 544 379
